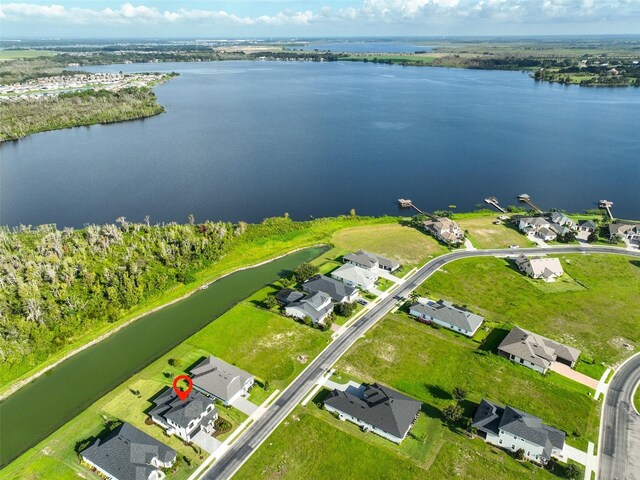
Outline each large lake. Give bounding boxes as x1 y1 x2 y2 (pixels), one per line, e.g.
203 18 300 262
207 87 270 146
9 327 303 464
1 60 639 227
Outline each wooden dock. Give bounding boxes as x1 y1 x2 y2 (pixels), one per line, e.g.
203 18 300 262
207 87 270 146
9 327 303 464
397 199 437 219
517 194 543 213
484 196 507 213
599 200 614 220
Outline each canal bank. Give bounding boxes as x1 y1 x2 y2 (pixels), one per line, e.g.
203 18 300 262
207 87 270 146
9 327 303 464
0 246 325 467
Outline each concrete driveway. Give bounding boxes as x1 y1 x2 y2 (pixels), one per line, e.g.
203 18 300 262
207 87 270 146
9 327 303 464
231 395 258 416
550 362 598 389
192 430 222 454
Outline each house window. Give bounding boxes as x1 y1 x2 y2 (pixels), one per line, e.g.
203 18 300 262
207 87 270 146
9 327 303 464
499 440 502 444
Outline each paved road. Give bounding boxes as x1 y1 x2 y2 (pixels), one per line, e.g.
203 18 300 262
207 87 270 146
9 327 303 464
599 353 640 480
201 245 640 480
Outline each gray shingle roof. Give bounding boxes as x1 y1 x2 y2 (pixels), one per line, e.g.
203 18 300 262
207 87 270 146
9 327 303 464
149 388 216 429
302 274 357 303
286 291 333 323
191 356 253 403
275 288 305 306
410 300 484 332
472 399 565 459
343 250 400 271
324 383 421 439
578 220 597 229
81 422 176 480
498 327 580 369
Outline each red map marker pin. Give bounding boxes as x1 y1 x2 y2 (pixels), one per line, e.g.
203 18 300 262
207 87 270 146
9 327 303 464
173 375 193 401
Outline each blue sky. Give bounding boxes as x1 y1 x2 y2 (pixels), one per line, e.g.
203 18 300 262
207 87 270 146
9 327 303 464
1 0 639 38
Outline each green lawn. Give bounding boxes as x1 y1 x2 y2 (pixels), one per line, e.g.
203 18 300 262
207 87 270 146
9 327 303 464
417 254 640 364
330 222 446 268
337 314 599 450
2 301 330 480
455 214 534 249
635 383 640 413
0 50 56 60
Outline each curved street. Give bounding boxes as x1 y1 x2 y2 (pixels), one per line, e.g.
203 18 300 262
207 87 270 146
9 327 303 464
199 245 640 480
599 353 640 480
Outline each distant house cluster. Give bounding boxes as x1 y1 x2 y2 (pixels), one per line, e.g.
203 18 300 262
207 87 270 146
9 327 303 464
497 326 581 374
324 383 422 444
515 255 564 282
421 217 465 246
409 298 484 337
472 399 565 464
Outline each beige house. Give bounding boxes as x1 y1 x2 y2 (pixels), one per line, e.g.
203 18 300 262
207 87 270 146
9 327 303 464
422 217 465 245
515 255 564 282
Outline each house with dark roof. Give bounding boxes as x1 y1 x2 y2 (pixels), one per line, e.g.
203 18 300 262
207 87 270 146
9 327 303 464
577 220 597 233
324 383 421 444
550 212 576 230
302 274 358 304
409 299 484 337
472 399 565 464
497 326 580 374
191 356 254 405
343 250 400 272
284 291 333 324
275 288 305 306
331 263 377 290
81 422 176 480
149 389 218 443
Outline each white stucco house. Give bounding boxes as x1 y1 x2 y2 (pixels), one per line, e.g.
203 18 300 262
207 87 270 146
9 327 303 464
331 263 377 290
514 255 564 282
409 298 484 337
149 389 218 443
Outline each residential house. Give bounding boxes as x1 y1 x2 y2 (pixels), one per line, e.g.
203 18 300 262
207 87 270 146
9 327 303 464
285 291 334 324
149 389 218 443
548 222 570 237
550 212 576 230
331 263 377 290
191 356 254 405
81 422 176 480
343 250 400 272
497 326 581 374
302 274 358 304
409 299 484 337
472 399 565 464
608 223 640 247
275 288 305 306
324 383 421 444
422 217 465 245
518 217 550 234
515 255 564 282
535 227 557 242
577 220 597 233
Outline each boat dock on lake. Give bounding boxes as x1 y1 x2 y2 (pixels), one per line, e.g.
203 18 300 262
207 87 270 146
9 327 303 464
518 194 543 213
599 199 614 219
484 196 507 213
397 199 437 219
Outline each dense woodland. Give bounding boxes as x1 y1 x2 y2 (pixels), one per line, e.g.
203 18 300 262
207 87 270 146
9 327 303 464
0 216 317 369
0 87 166 142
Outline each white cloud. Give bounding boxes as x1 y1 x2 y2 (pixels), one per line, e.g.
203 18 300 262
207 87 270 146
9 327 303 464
0 0 638 28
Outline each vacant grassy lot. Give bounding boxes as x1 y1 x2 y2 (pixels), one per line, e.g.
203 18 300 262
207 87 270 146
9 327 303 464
455 215 533 249
2 301 330 480
237 404 573 480
337 314 598 449
418 254 640 363
331 223 446 267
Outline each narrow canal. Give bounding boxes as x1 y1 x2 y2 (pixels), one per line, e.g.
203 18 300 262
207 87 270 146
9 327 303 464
0 247 324 467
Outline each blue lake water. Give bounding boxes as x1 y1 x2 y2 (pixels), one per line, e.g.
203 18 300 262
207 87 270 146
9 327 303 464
1 60 639 228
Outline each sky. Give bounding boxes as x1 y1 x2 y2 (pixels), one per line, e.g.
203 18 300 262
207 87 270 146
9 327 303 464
1 0 640 38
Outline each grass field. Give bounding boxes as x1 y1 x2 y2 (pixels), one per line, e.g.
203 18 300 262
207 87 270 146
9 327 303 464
455 215 534 249
0 50 55 61
330 223 447 267
337 313 599 450
1 300 330 480
635 383 640 413
417 254 640 364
